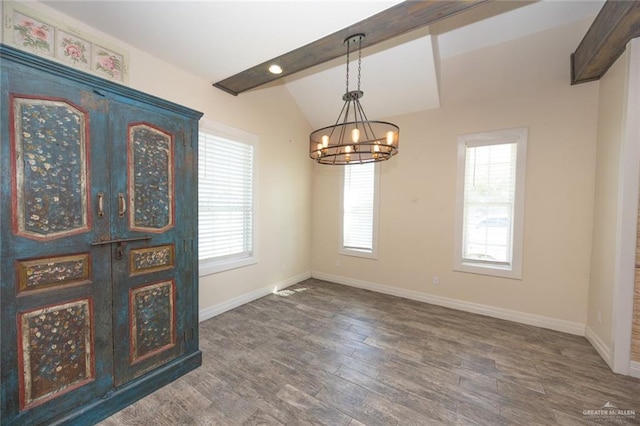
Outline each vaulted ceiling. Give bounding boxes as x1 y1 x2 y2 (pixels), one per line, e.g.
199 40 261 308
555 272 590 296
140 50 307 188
44 0 605 129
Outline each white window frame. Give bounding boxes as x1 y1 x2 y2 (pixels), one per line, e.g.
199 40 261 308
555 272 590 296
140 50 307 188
453 127 527 279
339 162 380 259
198 119 258 277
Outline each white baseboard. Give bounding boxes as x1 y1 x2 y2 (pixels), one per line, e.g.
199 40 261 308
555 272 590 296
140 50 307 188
630 361 640 379
198 271 311 322
311 271 586 336
585 326 613 369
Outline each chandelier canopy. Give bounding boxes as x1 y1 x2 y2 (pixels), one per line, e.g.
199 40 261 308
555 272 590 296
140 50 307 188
309 34 399 165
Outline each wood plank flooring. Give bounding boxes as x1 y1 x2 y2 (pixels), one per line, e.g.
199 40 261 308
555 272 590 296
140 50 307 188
100 279 640 425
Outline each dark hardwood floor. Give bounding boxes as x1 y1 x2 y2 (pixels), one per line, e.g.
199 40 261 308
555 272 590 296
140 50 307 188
100 278 640 425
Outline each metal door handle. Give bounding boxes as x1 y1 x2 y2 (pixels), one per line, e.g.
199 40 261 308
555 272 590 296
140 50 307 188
118 193 126 217
91 236 151 246
97 192 104 217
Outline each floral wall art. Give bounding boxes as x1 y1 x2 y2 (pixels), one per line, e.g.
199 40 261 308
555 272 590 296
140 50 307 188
12 11 54 56
3 2 128 83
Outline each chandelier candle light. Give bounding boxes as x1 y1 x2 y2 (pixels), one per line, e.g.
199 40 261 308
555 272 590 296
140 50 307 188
309 34 399 165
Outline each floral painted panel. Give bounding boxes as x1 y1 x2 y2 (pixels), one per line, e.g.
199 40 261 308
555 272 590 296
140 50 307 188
13 98 89 240
128 124 174 232
4 2 129 82
55 31 90 71
12 12 54 56
19 299 94 409
93 45 124 82
131 281 175 362
130 245 175 276
17 253 91 293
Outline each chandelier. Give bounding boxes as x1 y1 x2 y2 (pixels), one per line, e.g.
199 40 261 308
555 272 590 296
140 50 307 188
309 34 399 165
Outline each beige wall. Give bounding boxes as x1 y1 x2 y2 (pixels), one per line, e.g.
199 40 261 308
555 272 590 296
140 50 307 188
587 50 630 351
131 61 314 312
14 2 313 313
633 203 640 362
312 19 599 327
10 2 628 342
612 39 640 373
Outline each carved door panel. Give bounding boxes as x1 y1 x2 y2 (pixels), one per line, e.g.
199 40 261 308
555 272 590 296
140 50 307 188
0 65 114 423
109 102 193 386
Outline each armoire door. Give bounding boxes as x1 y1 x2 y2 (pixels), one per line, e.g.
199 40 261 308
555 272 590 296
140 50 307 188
2 45 201 426
0 61 115 423
0 62 195 420
108 101 194 386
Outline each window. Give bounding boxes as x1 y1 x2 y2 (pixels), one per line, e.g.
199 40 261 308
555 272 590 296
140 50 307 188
454 127 527 279
340 162 379 259
198 120 257 276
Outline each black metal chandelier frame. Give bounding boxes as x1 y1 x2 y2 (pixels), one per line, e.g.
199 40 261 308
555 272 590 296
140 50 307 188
309 34 399 165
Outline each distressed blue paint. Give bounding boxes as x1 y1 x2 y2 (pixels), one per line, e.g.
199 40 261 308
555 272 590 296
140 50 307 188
20 300 92 407
1 45 201 426
15 98 87 238
132 281 174 360
130 125 172 230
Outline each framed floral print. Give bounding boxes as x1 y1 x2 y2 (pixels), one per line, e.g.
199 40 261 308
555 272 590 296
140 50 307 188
93 45 124 81
2 2 129 83
11 11 54 56
56 31 91 71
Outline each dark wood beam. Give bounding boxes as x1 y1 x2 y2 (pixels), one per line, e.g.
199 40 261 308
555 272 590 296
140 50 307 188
214 0 491 95
571 0 640 85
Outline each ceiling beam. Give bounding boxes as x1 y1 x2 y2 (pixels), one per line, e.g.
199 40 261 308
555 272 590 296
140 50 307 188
213 0 491 96
571 0 640 85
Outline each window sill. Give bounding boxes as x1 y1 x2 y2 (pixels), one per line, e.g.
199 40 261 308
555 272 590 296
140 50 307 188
339 248 378 260
453 262 522 280
199 256 256 277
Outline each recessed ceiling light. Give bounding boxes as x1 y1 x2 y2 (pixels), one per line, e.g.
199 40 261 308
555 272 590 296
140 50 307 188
268 64 283 75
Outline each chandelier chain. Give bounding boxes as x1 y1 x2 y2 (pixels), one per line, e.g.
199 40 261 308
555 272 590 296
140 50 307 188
345 38 351 95
357 36 362 92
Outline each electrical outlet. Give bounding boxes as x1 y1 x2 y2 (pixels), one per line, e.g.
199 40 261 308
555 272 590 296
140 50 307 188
597 310 602 324
336 259 341 267
433 276 439 285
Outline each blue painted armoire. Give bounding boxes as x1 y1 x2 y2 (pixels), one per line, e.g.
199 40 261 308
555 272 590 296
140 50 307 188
0 44 202 425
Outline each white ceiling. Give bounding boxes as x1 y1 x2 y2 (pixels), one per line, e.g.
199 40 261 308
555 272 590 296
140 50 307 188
44 0 604 129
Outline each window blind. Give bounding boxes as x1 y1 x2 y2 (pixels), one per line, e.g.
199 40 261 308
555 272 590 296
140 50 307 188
198 132 254 263
343 163 375 252
462 141 517 265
